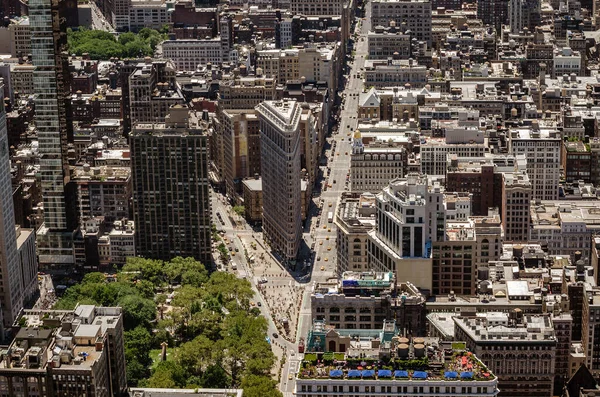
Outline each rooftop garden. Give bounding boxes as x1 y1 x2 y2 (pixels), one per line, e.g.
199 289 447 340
298 350 494 382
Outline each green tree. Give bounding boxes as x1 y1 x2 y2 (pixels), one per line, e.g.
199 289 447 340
240 375 283 397
124 326 153 363
135 279 156 299
177 335 214 375
232 205 245 217
147 361 187 388
123 257 165 287
118 294 156 330
124 40 151 57
125 358 148 386
200 364 230 388
81 272 106 284
118 32 136 46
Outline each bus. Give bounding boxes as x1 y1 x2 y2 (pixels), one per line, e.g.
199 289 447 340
327 211 334 223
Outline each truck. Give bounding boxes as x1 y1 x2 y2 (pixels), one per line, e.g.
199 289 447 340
327 211 334 223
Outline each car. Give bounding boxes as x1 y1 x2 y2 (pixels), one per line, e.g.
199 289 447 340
272 332 279 338
319 241 323 245
327 246 332 251
231 251 236 256
317 256 321 261
333 180 337 184
328 202 332 207
257 301 262 307
235 247 239 252
250 302 255 306
288 374 294 380
320 266 325 271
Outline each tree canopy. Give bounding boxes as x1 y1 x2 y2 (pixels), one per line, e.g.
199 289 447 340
67 28 166 60
56 257 281 396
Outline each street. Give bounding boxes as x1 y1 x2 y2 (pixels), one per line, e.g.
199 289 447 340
210 5 370 395
33 274 56 310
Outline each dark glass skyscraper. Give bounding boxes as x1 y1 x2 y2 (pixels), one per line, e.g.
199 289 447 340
30 0 79 268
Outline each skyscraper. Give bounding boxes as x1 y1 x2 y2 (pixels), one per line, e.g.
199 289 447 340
30 0 79 268
131 105 212 264
256 100 302 262
0 84 36 330
477 0 509 32
367 174 446 291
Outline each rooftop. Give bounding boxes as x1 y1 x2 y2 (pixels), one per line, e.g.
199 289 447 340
454 314 556 343
2 305 122 372
300 323 495 382
130 388 244 397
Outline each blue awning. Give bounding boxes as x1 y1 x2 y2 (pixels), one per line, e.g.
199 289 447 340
362 370 375 377
329 369 343 378
413 371 428 379
394 370 409 378
347 370 361 378
378 369 392 378
329 370 343 378
445 371 458 379
461 372 473 379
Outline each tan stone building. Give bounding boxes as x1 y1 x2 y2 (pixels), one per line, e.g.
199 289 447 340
455 313 557 397
350 130 408 193
335 192 377 275
242 176 310 223
501 170 532 243
243 177 264 223
311 272 427 334
219 109 261 199
257 100 303 261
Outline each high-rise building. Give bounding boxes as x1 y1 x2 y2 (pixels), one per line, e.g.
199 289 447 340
290 0 345 15
477 0 509 32
501 170 531 243
335 192 377 275
0 85 38 331
256 100 302 262
129 60 184 124
509 126 561 201
371 0 432 45
218 109 261 199
509 0 541 34
583 289 600 378
296 323 500 397
131 105 212 265
30 0 79 269
367 174 446 291
351 130 407 193
455 312 557 397
219 13 233 64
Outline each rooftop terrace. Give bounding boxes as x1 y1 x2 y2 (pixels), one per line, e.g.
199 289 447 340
298 337 494 382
